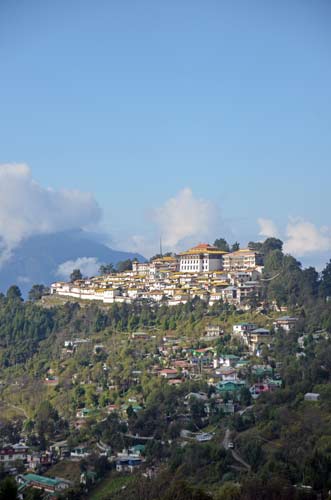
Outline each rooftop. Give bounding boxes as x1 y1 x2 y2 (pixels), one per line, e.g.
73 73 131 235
179 243 228 256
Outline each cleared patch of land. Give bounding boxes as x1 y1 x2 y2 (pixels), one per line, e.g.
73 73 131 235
44 459 82 484
88 472 134 500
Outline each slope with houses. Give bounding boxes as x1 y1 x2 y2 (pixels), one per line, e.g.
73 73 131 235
50 244 264 308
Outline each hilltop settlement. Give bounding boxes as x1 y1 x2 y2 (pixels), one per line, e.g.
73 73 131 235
1 237 331 499
51 244 264 307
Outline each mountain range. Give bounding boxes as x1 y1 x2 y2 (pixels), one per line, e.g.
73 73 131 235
0 229 145 296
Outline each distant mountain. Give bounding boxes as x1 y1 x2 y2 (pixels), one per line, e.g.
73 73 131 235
0 229 145 296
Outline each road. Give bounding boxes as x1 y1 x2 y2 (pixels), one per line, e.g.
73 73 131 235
122 433 154 441
222 428 251 472
238 405 254 416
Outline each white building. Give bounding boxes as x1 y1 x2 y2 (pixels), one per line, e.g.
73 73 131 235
205 325 222 338
273 316 298 332
179 244 227 273
0 444 29 467
304 393 320 402
132 261 150 275
223 249 263 272
233 323 257 337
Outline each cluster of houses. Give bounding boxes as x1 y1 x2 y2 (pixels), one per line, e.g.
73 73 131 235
0 440 145 497
1 315 301 496
59 316 299 429
50 244 264 307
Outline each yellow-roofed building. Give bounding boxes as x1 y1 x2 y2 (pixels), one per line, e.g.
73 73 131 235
179 243 227 273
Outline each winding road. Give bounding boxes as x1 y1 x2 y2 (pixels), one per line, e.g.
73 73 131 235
222 428 251 472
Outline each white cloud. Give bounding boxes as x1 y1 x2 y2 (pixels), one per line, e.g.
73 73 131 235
258 218 279 239
128 235 157 257
0 163 101 265
283 218 331 257
152 188 220 251
56 257 101 279
257 215 331 260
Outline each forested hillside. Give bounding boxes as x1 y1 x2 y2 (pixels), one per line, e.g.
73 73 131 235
0 244 331 499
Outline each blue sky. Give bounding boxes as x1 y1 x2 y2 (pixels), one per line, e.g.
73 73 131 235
0 0 330 265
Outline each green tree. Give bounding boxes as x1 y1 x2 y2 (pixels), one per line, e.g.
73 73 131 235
35 401 61 445
117 259 133 272
239 386 252 406
6 285 23 301
28 284 49 302
99 263 115 275
231 242 240 252
320 260 331 298
24 488 44 500
261 238 283 255
214 238 230 252
248 241 263 251
216 482 241 500
70 269 83 282
161 480 212 500
0 477 18 500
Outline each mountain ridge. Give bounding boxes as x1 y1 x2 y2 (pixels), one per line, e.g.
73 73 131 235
0 229 145 295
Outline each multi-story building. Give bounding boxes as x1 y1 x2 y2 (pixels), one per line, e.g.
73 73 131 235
132 256 179 276
273 316 298 332
132 261 150 275
0 444 29 468
222 249 263 271
179 244 227 273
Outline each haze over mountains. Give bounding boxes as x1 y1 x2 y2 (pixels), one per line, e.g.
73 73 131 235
0 229 145 296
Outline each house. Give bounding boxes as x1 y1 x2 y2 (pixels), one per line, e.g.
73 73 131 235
27 451 53 471
252 365 273 378
70 446 90 459
304 393 320 402
0 444 29 468
80 470 97 486
75 408 96 418
17 474 72 497
195 432 213 442
132 261 150 275
219 354 240 367
49 441 69 458
221 286 238 304
216 367 238 381
216 380 246 394
168 378 183 385
159 368 178 379
273 316 298 332
205 325 222 338
129 444 145 456
44 375 59 385
250 383 271 398
248 328 272 353
222 249 263 272
233 323 258 336
115 452 143 473
131 331 149 340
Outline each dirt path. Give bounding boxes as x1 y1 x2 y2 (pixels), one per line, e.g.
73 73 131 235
1 401 29 420
222 428 251 471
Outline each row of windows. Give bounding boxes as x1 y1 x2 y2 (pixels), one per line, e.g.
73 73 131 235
181 265 209 271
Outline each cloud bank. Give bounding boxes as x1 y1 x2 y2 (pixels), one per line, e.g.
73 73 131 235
152 187 221 251
258 218 279 239
0 163 102 265
56 257 101 279
284 218 331 257
257 217 331 260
